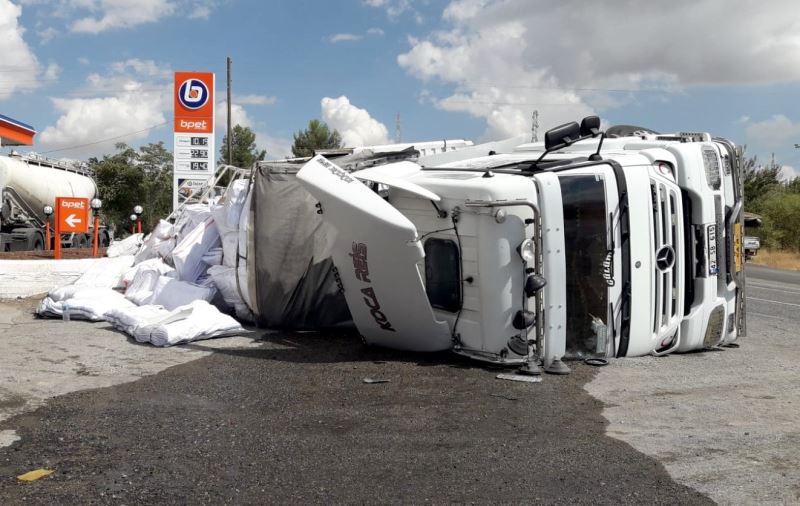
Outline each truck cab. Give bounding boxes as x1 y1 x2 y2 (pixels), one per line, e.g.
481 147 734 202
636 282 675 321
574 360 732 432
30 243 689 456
296 118 690 368
542 130 747 350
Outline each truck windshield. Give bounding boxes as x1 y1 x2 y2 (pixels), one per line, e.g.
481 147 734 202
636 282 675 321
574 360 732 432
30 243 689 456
559 174 610 358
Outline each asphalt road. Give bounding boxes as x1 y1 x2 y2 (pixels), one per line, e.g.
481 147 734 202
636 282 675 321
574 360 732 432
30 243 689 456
0 264 797 504
744 264 800 322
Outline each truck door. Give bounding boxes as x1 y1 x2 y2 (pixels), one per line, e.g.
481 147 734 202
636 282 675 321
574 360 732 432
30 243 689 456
297 156 453 352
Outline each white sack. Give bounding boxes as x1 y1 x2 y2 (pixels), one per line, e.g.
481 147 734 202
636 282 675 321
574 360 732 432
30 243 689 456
134 220 175 264
38 288 134 321
211 179 250 268
107 234 143 257
73 255 134 289
149 276 216 311
124 268 162 305
122 258 175 286
172 218 221 283
201 246 224 266
148 300 244 347
174 204 212 242
207 265 254 323
236 186 253 310
105 304 173 343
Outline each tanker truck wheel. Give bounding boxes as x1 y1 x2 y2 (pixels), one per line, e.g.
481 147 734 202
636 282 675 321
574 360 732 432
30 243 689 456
31 236 44 251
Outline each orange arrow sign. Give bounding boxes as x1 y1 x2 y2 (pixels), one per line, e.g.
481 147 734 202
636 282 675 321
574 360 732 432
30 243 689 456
56 197 89 233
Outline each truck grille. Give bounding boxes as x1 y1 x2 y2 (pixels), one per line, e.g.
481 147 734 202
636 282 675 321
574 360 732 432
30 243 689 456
651 181 679 335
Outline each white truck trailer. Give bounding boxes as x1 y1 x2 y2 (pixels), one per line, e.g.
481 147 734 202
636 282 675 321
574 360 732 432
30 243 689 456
296 117 746 372
0 153 110 251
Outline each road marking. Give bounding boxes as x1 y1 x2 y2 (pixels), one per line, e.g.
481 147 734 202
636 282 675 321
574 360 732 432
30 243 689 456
746 311 783 320
748 297 800 308
748 283 800 295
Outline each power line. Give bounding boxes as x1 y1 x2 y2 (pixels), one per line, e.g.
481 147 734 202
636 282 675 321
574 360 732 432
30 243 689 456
38 121 169 155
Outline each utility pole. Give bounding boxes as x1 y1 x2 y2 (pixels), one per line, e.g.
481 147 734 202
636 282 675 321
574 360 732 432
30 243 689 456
395 113 402 143
531 110 539 143
226 56 233 166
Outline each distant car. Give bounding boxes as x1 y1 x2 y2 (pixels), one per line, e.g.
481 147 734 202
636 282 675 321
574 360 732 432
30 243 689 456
744 236 760 259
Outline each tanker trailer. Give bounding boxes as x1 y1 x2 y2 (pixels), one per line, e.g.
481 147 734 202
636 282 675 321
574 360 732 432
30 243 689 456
0 153 109 251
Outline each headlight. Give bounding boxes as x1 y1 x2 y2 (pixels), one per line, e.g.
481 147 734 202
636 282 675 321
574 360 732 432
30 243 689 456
702 147 721 190
517 239 535 263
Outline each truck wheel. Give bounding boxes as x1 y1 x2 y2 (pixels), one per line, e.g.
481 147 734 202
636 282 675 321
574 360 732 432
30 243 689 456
24 231 44 251
75 235 88 249
100 232 110 248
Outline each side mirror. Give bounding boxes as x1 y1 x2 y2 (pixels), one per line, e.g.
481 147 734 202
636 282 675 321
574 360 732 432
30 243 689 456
580 116 601 137
544 122 581 151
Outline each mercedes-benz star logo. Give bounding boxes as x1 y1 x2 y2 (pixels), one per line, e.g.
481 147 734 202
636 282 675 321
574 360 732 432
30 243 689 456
656 245 676 272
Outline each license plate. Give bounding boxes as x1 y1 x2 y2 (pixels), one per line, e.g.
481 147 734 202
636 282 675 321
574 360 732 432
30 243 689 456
707 224 718 275
734 223 743 272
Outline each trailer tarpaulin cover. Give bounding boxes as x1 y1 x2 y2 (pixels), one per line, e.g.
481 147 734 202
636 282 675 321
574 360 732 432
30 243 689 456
249 149 419 329
251 160 350 329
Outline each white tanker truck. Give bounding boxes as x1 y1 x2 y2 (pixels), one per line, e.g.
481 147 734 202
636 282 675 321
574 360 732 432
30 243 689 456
0 152 110 252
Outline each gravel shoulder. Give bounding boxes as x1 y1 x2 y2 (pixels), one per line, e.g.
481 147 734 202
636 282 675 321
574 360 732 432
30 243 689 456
585 269 800 505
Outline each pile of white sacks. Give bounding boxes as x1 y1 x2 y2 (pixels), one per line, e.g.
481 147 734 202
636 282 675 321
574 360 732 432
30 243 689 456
36 180 253 347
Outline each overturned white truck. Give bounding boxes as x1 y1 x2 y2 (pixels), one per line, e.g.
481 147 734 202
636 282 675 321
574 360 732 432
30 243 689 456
287 117 745 373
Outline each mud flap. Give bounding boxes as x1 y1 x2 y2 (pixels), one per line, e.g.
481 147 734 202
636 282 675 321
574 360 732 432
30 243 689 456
297 156 452 352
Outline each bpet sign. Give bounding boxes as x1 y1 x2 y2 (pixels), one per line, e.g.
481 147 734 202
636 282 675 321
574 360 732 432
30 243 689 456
173 71 215 210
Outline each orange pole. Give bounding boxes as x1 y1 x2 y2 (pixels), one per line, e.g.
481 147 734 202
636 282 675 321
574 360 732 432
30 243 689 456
54 213 61 260
137 220 142 234
92 214 100 257
45 221 51 251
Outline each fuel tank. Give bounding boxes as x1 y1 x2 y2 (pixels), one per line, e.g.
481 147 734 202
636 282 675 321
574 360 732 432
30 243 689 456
0 155 97 226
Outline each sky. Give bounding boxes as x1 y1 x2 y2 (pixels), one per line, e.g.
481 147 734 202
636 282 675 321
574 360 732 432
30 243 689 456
1 0 800 179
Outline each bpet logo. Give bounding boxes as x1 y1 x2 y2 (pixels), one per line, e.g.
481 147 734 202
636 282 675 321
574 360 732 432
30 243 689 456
178 78 209 110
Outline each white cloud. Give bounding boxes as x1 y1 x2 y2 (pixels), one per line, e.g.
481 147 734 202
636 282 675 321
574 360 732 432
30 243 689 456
321 96 390 147
329 33 362 43
37 25 58 43
77 56 90 65
64 0 217 33
70 0 176 33
216 100 253 129
257 133 292 160
216 100 291 158
0 0 45 100
363 0 419 21
234 94 276 106
745 115 800 149
38 60 172 157
328 27 385 44
398 0 800 139
781 165 799 182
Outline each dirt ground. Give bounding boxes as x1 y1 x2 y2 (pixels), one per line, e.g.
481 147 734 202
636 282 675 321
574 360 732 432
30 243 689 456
0 247 107 260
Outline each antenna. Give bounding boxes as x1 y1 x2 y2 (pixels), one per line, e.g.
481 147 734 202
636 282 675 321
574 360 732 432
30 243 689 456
530 110 539 143
395 113 402 143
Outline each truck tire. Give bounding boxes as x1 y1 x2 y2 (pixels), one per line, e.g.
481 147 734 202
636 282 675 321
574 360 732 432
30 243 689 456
75 234 88 249
30 235 44 251
100 231 110 248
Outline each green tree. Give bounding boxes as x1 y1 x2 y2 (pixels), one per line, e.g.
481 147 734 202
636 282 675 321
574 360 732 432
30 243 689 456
91 142 174 235
219 125 266 168
743 152 782 212
758 192 800 251
291 119 343 158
